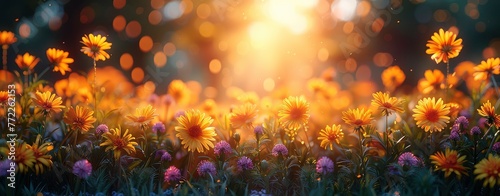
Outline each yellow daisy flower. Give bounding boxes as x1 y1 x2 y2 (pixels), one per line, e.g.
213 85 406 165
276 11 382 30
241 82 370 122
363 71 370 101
477 100 500 128
32 91 65 115
15 52 40 71
1 142 36 173
29 134 54 175
0 31 17 47
342 108 372 130
430 149 467 179
426 28 463 64
46 48 74 75
371 91 404 116
278 96 310 130
100 126 138 160
126 105 157 129
317 124 344 150
412 97 450 133
381 65 406 92
80 34 112 61
474 154 500 188
0 91 8 106
418 69 444 94
473 58 500 81
175 109 216 153
167 79 190 106
64 106 96 132
230 103 258 129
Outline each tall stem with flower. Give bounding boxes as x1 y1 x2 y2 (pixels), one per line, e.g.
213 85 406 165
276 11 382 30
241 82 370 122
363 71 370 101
80 33 112 125
426 28 463 101
1 31 17 79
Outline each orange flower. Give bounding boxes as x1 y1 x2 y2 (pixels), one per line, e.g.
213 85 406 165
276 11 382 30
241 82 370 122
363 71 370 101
0 31 17 47
426 28 463 64
477 100 500 128
418 69 444 94
317 124 344 150
1 142 35 173
31 91 65 115
100 126 138 160
230 103 258 129
15 52 40 70
80 34 112 61
278 96 310 130
46 48 74 75
447 102 461 119
0 91 8 105
126 105 157 129
412 97 450 133
370 91 404 116
167 80 190 106
29 134 54 175
64 106 96 132
342 108 372 130
430 149 467 179
381 65 406 92
474 154 500 188
473 57 500 81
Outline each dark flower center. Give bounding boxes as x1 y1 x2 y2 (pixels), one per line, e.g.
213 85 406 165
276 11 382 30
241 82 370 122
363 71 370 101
113 138 126 149
442 45 452 53
289 108 303 120
73 118 85 129
188 125 202 138
425 109 439 122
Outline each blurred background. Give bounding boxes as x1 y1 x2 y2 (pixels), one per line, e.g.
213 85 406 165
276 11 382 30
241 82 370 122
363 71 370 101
1 0 499 100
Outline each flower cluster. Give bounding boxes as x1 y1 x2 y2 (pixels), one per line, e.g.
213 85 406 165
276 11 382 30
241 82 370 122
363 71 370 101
3 27 500 196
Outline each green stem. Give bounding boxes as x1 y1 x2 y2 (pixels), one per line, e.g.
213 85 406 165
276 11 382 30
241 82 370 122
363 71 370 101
482 125 494 140
74 178 81 196
486 130 499 156
446 61 450 102
93 59 97 127
385 115 389 156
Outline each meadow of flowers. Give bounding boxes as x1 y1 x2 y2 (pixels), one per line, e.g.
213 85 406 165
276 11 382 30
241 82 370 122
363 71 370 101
1 26 500 196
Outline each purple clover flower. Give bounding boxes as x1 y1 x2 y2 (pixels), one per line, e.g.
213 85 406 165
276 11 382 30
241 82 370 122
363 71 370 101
214 141 232 156
254 125 264 135
73 159 92 179
470 126 481 136
454 116 469 131
155 150 167 159
152 122 166 133
272 144 288 157
95 124 109 135
449 130 460 141
164 166 181 183
197 160 216 177
316 156 334 175
397 152 420 167
493 142 500 153
161 152 172 162
0 159 12 176
237 156 254 171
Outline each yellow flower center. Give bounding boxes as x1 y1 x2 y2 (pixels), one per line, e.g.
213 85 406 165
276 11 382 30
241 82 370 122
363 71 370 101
425 109 439 122
188 125 202 138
